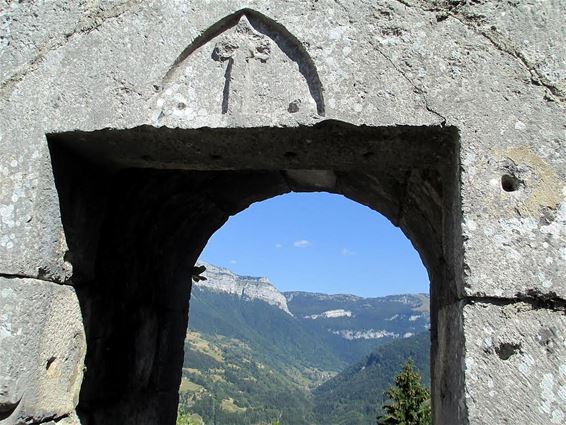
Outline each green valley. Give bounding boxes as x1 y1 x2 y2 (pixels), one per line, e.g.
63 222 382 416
178 264 430 424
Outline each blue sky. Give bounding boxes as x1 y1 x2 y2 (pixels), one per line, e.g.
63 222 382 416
200 192 429 297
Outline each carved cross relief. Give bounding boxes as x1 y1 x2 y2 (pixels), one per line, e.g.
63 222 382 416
156 9 324 126
212 15 272 114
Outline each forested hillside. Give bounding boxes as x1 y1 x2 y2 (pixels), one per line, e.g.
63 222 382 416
188 286 344 373
178 264 430 424
180 331 317 424
313 331 430 425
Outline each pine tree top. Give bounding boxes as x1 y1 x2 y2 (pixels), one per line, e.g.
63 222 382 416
377 359 431 425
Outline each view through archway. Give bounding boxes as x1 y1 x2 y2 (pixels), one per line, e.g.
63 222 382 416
47 121 462 424
179 192 431 424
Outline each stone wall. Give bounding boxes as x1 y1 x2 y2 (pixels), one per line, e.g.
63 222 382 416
0 1 564 424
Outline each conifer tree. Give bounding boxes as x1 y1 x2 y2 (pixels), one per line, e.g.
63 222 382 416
377 359 431 425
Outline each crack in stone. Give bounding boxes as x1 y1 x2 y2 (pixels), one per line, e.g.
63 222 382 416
28 412 71 425
332 0 350 13
370 41 447 125
0 0 143 97
390 0 564 102
0 272 71 286
470 27 564 101
467 294 566 313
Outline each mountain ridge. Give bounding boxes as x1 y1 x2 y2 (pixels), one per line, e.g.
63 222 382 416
197 262 292 315
181 263 431 424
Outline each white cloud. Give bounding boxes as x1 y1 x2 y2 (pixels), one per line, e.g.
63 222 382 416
229 259 237 264
275 243 283 249
341 248 355 256
293 240 311 248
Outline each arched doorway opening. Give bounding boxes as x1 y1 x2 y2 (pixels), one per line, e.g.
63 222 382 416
181 191 431 424
47 120 462 424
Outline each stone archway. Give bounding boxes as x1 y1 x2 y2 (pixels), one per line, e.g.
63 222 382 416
47 120 462 424
2 2 563 425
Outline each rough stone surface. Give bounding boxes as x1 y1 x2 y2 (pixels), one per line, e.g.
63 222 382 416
0 0 564 424
464 301 566 424
0 277 85 424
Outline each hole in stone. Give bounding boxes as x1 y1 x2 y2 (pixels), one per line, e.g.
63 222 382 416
288 100 301 113
363 151 375 159
495 342 521 360
37 266 50 280
177 102 187 110
501 174 520 192
63 250 72 264
284 151 298 158
46 356 57 370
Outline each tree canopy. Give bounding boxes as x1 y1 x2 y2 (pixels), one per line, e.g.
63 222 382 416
377 359 431 425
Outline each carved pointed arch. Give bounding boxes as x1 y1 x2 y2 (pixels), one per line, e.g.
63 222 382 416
162 8 325 116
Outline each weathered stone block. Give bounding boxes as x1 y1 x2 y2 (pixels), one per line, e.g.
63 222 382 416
0 0 564 423
0 277 85 424
463 164 566 300
464 301 566 424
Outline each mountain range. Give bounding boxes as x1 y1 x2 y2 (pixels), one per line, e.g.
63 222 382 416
179 263 430 425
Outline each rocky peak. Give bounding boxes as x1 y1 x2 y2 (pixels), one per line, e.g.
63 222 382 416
195 262 292 315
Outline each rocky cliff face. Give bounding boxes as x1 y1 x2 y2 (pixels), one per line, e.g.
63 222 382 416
196 262 292 315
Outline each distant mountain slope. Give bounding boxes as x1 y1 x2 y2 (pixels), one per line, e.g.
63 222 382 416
181 263 431 425
189 285 344 372
313 331 430 425
285 291 430 363
180 330 317 425
198 262 292 315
